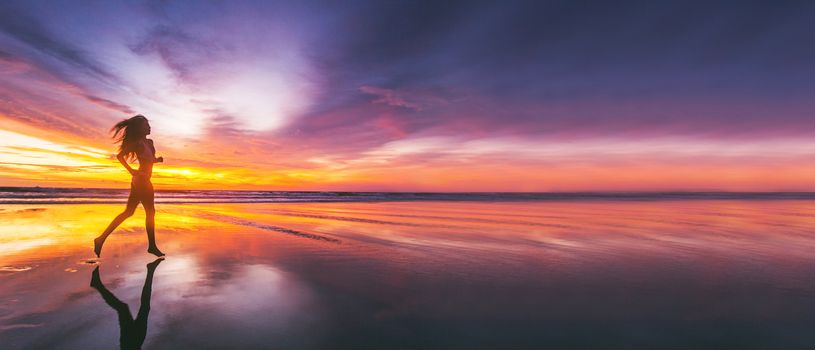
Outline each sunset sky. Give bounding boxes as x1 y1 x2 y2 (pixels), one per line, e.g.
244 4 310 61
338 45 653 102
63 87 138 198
1 0 814 191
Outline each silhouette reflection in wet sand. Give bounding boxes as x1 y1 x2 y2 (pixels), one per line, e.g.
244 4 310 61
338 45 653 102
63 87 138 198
90 258 163 350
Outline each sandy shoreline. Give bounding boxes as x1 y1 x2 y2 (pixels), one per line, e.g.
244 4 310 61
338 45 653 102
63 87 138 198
2 200 815 348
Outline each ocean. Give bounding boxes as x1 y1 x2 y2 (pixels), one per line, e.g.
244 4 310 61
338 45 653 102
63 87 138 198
2 186 815 204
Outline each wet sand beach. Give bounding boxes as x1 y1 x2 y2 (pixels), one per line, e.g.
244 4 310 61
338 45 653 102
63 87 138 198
2 200 815 349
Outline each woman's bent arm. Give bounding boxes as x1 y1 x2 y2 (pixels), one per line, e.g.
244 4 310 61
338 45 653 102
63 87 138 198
117 152 137 176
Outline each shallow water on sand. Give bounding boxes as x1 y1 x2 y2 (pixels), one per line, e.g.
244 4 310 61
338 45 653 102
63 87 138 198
2 200 815 349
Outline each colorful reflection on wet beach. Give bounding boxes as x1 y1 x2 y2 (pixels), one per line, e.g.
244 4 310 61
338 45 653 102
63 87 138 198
2 200 815 349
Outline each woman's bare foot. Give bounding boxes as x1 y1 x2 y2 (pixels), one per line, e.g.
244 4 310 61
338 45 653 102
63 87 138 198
147 246 165 257
93 237 104 258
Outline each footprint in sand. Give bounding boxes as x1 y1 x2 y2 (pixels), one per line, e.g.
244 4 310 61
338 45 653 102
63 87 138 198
80 259 100 265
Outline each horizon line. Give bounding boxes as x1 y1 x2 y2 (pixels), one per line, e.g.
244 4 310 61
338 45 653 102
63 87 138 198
4 186 815 195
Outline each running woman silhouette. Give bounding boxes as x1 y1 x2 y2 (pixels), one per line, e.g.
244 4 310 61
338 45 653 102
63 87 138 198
94 115 165 258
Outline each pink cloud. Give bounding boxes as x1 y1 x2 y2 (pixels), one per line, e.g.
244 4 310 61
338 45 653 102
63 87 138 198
359 85 423 111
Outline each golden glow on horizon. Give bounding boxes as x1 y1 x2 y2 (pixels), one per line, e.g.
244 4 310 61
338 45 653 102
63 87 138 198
3 123 815 191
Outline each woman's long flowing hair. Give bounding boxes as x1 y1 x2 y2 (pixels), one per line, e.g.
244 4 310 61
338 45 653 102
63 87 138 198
111 115 148 162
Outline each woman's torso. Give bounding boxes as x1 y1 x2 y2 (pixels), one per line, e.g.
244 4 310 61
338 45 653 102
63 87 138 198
132 139 155 184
